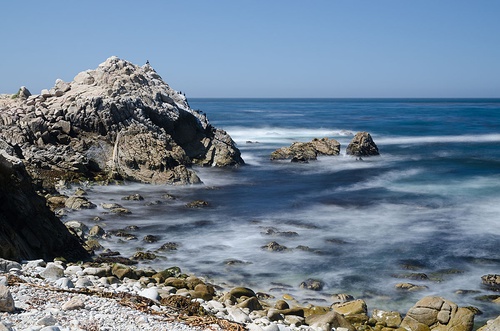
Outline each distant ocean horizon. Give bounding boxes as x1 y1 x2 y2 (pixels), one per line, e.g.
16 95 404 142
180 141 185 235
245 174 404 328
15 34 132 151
68 98 500 325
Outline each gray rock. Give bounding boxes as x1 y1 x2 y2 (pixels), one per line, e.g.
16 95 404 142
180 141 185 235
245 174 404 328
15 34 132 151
40 262 64 280
0 285 15 312
0 322 12 331
36 314 58 326
55 277 75 289
0 56 243 188
0 259 21 272
75 277 94 288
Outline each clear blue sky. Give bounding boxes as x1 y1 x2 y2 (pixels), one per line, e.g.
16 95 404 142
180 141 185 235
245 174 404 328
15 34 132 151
1 1 499 98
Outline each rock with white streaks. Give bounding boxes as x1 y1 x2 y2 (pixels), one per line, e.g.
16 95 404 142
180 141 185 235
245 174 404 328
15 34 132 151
0 56 243 189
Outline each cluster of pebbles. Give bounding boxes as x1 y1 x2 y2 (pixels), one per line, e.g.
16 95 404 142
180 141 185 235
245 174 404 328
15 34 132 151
0 257 398 331
0 259 215 331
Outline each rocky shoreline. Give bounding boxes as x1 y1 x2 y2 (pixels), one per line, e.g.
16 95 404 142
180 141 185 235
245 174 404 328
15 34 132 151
1 254 499 331
1 57 500 330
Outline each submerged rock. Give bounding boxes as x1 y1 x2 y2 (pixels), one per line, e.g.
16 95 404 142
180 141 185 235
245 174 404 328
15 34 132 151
0 56 244 188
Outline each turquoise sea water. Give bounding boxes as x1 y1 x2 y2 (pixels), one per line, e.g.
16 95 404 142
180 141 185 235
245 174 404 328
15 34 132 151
69 99 500 324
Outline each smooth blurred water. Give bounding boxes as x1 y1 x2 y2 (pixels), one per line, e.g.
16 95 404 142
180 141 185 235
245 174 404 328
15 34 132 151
66 98 500 322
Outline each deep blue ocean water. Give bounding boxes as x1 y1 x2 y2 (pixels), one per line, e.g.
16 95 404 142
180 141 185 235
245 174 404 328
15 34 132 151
68 98 500 324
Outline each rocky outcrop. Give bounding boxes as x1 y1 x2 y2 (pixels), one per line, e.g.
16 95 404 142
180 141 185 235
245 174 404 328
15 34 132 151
346 131 379 156
400 296 474 331
0 56 243 188
0 139 89 261
270 137 340 162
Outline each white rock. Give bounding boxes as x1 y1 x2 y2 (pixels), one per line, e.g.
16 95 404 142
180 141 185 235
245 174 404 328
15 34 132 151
263 324 280 331
75 277 93 288
55 277 75 289
207 299 224 310
228 307 251 324
138 287 159 301
64 265 83 275
0 277 7 287
248 324 265 331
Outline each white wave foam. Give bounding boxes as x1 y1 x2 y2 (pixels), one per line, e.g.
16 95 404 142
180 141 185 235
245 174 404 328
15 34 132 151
225 126 354 145
376 133 500 145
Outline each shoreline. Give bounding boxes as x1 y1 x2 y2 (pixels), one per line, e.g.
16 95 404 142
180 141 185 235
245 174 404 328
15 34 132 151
39 180 499 331
0 256 496 331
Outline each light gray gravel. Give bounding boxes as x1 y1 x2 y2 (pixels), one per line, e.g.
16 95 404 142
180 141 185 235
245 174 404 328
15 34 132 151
0 272 217 331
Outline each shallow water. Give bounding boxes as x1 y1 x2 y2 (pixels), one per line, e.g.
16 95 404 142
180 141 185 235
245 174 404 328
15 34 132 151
65 98 500 323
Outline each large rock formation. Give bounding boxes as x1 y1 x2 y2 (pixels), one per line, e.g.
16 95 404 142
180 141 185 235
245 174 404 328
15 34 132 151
0 56 243 188
270 137 341 162
400 296 474 331
0 139 89 261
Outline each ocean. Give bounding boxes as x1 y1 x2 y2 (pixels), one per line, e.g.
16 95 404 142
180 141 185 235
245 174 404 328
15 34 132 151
66 98 500 323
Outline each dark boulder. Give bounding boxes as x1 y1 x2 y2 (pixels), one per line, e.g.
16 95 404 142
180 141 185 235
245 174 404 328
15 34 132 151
346 132 379 156
0 139 89 262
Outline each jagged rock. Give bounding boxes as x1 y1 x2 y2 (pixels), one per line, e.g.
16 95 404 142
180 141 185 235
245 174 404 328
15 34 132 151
346 131 379 156
270 137 340 162
0 56 243 188
400 296 474 331
0 139 89 262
